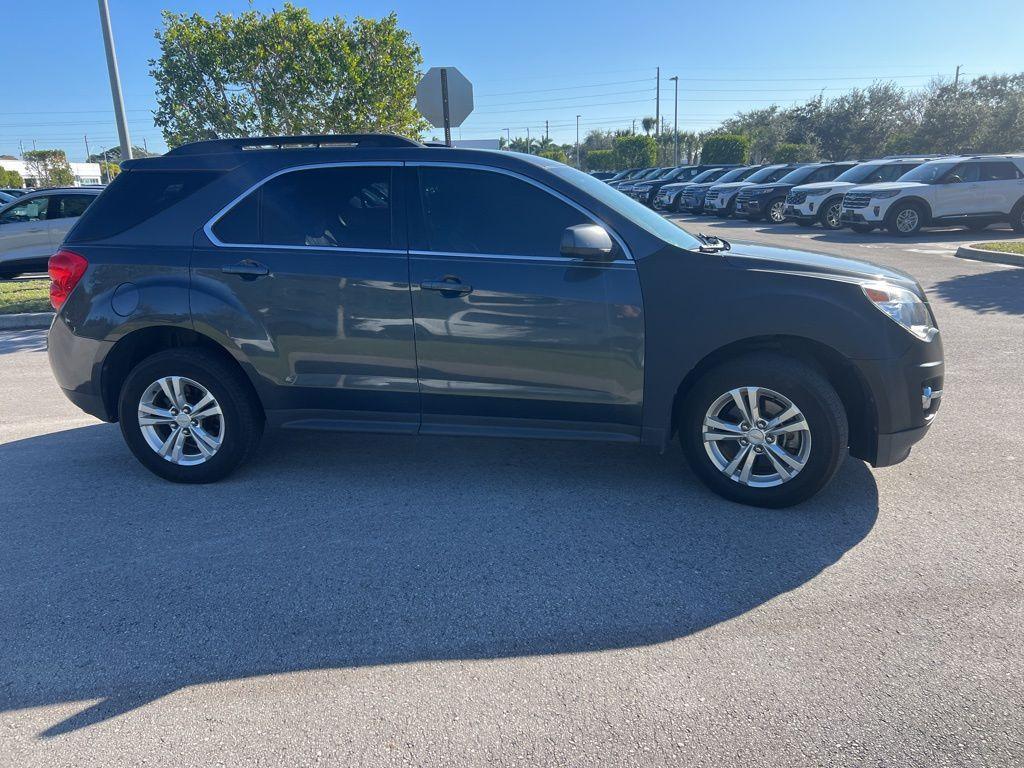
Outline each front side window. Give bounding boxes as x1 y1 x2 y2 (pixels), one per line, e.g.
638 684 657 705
0 196 48 224
981 162 1021 181
213 165 394 250
414 166 592 257
946 162 981 184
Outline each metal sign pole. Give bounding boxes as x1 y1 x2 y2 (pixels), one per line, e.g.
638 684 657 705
440 68 452 147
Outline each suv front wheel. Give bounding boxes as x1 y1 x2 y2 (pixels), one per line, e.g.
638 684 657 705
680 354 848 508
118 348 264 483
887 201 925 237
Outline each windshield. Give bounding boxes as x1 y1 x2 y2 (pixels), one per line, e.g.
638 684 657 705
716 167 751 183
833 163 885 183
743 165 787 184
608 169 632 181
550 164 702 251
775 166 817 185
690 168 722 184
899 161 959 183
0 191 14 204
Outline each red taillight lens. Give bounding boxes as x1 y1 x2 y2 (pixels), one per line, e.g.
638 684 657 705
48 249 88 310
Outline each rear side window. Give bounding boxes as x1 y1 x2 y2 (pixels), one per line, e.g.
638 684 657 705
981 162 1021 181
49 194 94 219
212 165 395 250
70 170 221 241
412 166 591 257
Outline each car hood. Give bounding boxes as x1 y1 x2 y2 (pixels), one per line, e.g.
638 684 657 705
723 242 920 293
660 182 691 192
847 181 928 194
792 181 856 192
709 181 754 192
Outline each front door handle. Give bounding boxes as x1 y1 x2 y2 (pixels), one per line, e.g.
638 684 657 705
420 277 473 296
221 259 269 277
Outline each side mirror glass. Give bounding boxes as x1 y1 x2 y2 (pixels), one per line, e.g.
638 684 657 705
560 224 615 261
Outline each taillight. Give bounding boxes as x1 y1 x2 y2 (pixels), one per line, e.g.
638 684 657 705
48 249 89 310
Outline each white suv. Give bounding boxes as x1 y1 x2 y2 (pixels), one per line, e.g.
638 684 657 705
840 155 1024 236
784 157 935 230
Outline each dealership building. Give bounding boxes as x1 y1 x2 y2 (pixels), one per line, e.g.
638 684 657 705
0 157 103 187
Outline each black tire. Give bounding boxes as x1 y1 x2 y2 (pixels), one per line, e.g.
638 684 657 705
679 353 848 508
1010 200 1024 233
118 348 264 483
886 201 925 237
818 197 845 230
850 223 875 234
765 198 788 224
722 199 736 218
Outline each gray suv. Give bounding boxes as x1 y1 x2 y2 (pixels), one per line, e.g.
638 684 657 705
0 187 100 277
46 134 944 507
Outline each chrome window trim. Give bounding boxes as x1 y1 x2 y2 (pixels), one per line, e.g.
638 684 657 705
203 160 403 250
407 161 633 261
409 249 634 267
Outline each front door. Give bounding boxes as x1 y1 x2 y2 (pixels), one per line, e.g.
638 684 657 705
0 195 53 271
934 161 984 217
406 164 645 441
191 162 419 431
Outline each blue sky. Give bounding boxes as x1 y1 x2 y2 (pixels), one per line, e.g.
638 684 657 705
1 0 1022 160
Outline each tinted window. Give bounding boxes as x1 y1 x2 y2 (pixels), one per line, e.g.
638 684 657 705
981 162 1021 181
807 165 851 183
0 195 48 223
765 166 795 183
414 166 591 257
70 170 221 241
49 194 94 219
261 166 392 249
716 167 752 183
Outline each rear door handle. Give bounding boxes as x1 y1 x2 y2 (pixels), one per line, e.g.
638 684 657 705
420 277 472 296
221 260 269 277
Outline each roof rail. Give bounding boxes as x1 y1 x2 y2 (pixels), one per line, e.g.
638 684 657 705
165 133 422 156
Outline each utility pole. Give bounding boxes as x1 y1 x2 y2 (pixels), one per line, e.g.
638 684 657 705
954 65 961 90
526 126 530 155
143 137 148 153
670 75 679 165
97 0 132 162
655 66 661 138
632 119 636 135
545 120 549 141
576 115 581 169
19 140 24 157
84 135 91 166
504 128 511 150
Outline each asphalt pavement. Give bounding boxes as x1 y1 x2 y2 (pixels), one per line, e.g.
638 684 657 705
1 221 1022 767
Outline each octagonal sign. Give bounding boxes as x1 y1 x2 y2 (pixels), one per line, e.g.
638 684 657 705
416 67 474 128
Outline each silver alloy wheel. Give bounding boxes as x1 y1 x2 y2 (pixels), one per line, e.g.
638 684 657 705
824 201 842 228
769 200 786 222
895 207 920 233
137 376 225 466
702 386 812 488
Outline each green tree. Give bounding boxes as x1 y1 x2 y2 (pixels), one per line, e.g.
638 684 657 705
641 116 657 136
538 147 569 164
612 134 657 168
87 146 157 164
772 143 817 163
23 150 74 187
100 162 121 183
701 134 750 164
584 148 616 171
150 4 427 148
0 168 24 188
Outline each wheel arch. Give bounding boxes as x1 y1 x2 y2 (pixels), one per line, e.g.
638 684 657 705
669 334 877 460
885 195 932 226
100 325 263 422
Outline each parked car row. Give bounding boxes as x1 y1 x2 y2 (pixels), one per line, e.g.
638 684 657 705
603 154 1024 236
0 186 102 277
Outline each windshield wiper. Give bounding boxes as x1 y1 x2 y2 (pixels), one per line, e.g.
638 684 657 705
697 232 731 252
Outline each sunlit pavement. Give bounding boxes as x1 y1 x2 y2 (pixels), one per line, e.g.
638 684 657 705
1 225 1021 767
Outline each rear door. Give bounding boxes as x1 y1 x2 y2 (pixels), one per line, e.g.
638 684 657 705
979 161 1024 214
192 162 419 430
406 163 644 441
46 193 96 246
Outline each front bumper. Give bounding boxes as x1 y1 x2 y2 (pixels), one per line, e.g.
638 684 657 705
841 203 889 225
734 198 761 215
849 333 945 467
680 192 705 211
784 201 816 220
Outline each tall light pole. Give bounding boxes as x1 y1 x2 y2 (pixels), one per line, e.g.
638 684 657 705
576 115 581 169
526 127 531 155
670 75 679 165
655 66 661 139
97 0 132 162
504 128 511 150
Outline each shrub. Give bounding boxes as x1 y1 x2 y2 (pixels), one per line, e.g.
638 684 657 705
701 134 750 165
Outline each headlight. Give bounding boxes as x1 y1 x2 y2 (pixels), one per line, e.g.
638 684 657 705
861 281 936 341
754 187 775 195
805 188 832 197
870 190 902 199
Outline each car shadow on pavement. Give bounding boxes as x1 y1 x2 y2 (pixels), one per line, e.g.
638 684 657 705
932 266 1024 315
0 424 878 738
0 328 47 355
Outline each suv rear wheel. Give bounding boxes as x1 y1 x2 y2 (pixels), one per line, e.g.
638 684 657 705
118 348 264 483
1011 199 1024 233
887 201 925 236
679 354 848 508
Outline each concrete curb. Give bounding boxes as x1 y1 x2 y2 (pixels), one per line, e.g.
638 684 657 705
0 312 54 330
955 244 1024 268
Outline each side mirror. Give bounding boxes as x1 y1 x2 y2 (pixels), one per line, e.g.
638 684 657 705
560 224 615 261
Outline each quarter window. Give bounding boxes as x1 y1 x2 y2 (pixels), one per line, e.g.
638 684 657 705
213 165 394 250
413 166 592 257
